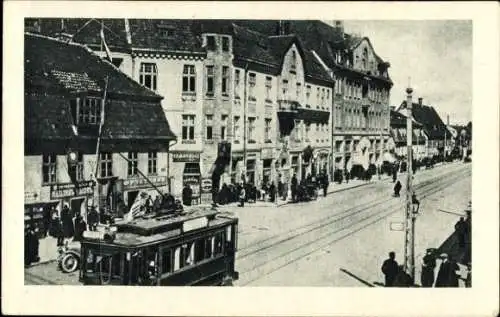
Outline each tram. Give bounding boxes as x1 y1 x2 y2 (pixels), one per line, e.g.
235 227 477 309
79 206 239 286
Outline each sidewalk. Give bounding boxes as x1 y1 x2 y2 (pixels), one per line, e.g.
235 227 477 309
27 236 60 267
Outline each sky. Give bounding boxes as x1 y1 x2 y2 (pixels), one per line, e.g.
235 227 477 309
334 20 472 125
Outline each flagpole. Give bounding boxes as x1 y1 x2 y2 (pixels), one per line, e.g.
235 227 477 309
94 75 109 212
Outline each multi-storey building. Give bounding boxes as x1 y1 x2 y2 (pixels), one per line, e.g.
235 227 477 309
397 97 452 158
24 32 175 223
389 109 427 160
32 18 392 197
230 20 393 179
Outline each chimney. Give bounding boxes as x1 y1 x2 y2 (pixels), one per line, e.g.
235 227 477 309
418 97 423 106
334 20 344 36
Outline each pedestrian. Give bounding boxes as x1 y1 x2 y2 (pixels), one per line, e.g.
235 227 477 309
87 206 99 231
52 216 65 247
345 169 350 183
455 217 467 249
381 251 399 287
24 225 40 266
269 182 276 203
392 164 398 183
61 204 74 239
182 184 193 206
393 180 402 197
435 253 460 287
238 183 246 207
42 206 51 238
421 249 437 287
322 173 329 197
73 213 87 241
291 174 298 202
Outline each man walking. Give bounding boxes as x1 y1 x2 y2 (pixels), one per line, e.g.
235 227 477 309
322 173 329 197
238 183 246 207
435 253 460 287
381 251 399 287
421 249 437 287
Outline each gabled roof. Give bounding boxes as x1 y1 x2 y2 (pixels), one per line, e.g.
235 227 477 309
25 32 161 99
390 110 423 128
25 33 176 149
399 101 451 140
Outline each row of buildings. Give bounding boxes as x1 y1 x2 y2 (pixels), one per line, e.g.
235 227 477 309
24 19 468 218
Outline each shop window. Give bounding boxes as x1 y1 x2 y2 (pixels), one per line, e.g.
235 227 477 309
182 115 195 141
42 154 57 184
127 152 138 177
182 65 196 94
99 152 113 178
148 151 157 175
139 63 157 91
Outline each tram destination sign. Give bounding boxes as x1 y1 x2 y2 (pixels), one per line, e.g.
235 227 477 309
50 181 95 200
183 216 209 233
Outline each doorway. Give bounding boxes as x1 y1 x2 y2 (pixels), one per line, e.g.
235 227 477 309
71 198 85 218
127 190 139 209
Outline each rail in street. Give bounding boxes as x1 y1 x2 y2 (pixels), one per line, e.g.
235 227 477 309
234 163 470 286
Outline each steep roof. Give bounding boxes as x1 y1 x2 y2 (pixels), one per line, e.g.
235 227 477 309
399 101 451 140
25 33 176 150
390 110 423 128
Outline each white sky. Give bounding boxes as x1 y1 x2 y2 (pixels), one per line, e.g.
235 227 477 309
334 20 472 125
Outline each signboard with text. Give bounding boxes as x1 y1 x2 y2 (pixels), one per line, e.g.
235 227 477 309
200 178 212 204
123 176 167 191
172 152 200 163
50 181 95 200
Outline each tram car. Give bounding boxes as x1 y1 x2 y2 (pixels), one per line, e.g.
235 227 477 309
78 206 239 286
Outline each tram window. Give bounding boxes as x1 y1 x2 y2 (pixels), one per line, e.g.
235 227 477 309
194 239 206 262
174 247 181 271
205 237 213 258
161 249 172 274
181 243 195 268
214 231 224 256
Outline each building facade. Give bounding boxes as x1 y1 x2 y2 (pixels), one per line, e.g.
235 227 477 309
31 18 392 198
389 110 427 160
24 32 175 222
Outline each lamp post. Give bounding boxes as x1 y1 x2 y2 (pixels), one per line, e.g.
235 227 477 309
404 84 416 284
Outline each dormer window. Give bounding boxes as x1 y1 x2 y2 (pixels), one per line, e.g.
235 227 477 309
71 97 102 126
158 24 175 38
207 36 216 51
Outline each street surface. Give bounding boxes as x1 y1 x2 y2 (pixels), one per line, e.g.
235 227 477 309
25 162 471 286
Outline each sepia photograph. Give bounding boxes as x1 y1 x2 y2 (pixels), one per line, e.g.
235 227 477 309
3 1 499 316
23 17 473 288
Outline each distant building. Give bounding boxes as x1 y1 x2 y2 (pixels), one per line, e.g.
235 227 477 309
24 33 175 223
389 110 427 160
396 98 452 158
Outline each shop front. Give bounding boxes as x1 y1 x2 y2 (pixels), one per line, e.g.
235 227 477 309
171 151 201 200
122 176 168 208
261 147 274 185
52 180 95 217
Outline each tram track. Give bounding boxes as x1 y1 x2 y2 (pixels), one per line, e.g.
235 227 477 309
236 165 469 260
236 166 470 285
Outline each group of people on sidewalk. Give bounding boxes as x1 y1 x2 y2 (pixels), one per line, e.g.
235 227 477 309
25 204 116 267
381 250 471 288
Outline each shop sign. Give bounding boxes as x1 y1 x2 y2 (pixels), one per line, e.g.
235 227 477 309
172 152 200 163
200 178 213 204
123 176 167 190
50 180 95 200
183 175 201 197
24 191 40 204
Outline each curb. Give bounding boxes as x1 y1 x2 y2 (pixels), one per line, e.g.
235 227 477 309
26 258 57 268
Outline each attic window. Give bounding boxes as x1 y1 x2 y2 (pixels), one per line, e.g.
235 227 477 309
158 25 175 38
206 36 216 50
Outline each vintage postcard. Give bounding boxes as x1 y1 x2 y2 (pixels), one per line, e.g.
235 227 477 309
3 1 499 316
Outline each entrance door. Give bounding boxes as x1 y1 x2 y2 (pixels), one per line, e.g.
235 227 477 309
127 191 139 210
71 198 85 217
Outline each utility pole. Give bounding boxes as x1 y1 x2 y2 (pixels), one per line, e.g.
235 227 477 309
404 83 416 284
242 63 248 184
